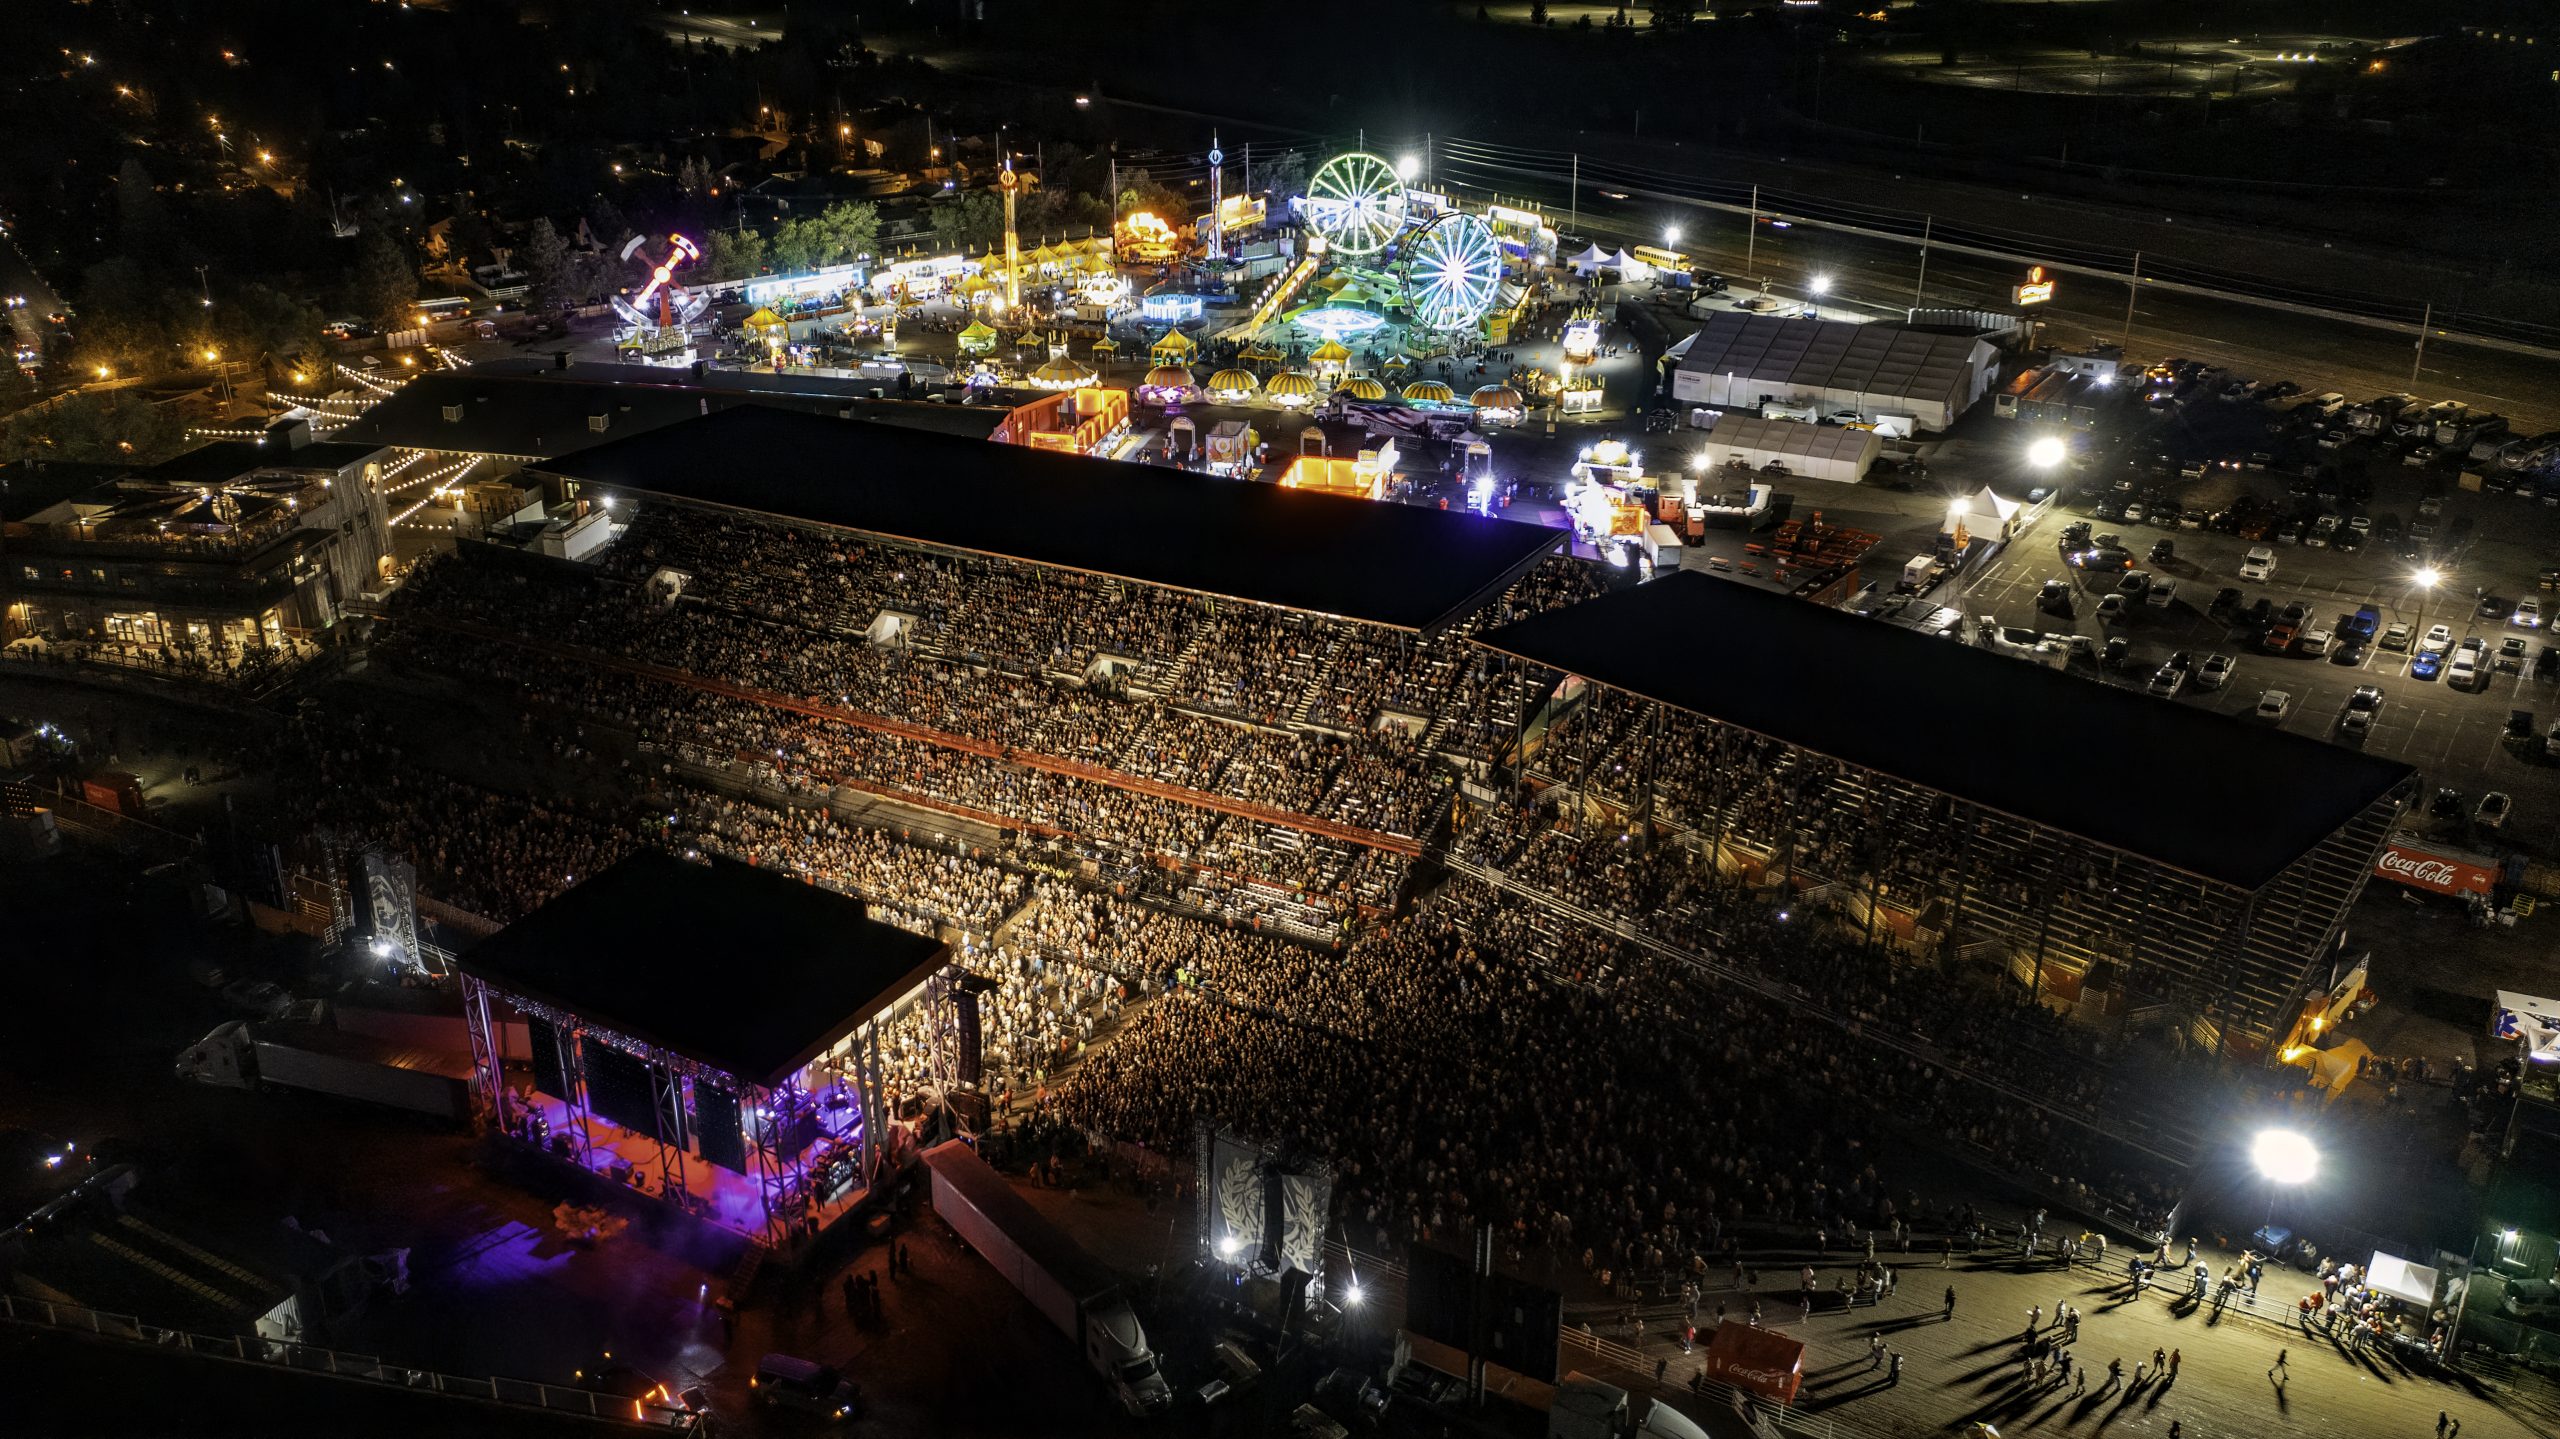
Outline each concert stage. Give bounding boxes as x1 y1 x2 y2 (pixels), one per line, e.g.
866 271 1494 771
457 851 953 1250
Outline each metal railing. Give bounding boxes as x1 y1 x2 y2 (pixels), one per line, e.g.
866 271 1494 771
0 1294 697 1431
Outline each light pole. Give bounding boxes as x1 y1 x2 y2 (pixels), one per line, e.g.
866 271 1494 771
2251 1128 2318 1236
1803 273 1832 317
2414 566 2441 654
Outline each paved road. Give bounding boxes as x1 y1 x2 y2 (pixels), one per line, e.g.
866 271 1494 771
1596 1243 2551 1439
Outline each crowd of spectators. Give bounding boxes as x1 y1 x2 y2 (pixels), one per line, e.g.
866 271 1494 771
1053 874 2182 1289
335 499 2228 1274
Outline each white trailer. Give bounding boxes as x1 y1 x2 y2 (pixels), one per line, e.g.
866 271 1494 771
920 1141 1172 1416
176 1020 472 1121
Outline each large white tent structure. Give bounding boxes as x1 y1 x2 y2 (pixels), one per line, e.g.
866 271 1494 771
1686 414 1881 484
1670 313 1999 434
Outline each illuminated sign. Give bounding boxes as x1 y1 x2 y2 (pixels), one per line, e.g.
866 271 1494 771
2014 265 2057 306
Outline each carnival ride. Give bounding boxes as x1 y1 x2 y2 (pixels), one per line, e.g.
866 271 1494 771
1403 213 1503 334
1302 152 1406 258
611 233 708 355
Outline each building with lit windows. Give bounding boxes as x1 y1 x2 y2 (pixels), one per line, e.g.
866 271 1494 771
0 420 392 654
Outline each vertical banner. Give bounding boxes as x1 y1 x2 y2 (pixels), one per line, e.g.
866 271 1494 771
354 848 424 968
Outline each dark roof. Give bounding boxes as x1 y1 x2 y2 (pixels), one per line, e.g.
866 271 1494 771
0 460 123 522
142 435 384 491
1475 570 2414 889
539 405 1564 631
457 851 949 1086
332 366 1004 461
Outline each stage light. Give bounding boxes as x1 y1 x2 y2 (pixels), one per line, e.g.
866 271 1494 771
1807 274 1832 295
1216 1235 1243 1259
1396 155 1420 182
2252 1129 2318 1186
2027 436 2067 468
1345 1283 1365 1307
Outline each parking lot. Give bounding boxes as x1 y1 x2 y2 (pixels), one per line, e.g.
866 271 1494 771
1957 381 2560 855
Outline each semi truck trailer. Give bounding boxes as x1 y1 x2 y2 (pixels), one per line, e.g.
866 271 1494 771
920 1140 1172 1416
176 1020 473 1121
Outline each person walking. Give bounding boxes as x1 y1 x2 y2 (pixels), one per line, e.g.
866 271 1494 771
2104 1357 2122 1393
2270 1348 2289 1381
2072 1364 2086 1396
2439 1412 2452 1439
2152 1346 2166 1378
1943 1237 1954 1268
1889 1351 1902 1385
1944 1285 1957 1320
2029 1304 2042 1334
2168 1348 2180 1379
1870 1334 1885 1370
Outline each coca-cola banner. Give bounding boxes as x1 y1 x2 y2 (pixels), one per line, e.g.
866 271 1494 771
1704 1321 1804 1404
2374 836 2498 896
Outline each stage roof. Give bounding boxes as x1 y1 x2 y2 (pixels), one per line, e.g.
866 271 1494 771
538 405 1564 631
332 366 1005 461
1475 570 2414 889
457 851 948 1087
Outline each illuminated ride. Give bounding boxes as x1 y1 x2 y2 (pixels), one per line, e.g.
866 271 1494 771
1303 152 1407 258
1403 213 1502 332
610 233 708 355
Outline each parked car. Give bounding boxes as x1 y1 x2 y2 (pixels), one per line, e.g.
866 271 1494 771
2210 586 2244 616
2256 690 2293 721
2146 579 2181 610
2381 622 2413 651
2449 650 2483 690
753 1354 863 1421
2411 649 2444 681
2501 636 2531 670
2298 628 2334 657
2477 792 2514 831
2150 538 2177 564
2098 593 2128 622
2341 709 2374 743
2240 547 2276 581
2518 598 2544 628
2198 654 2236 690
2421 624 2455 654
2147 665 2187 699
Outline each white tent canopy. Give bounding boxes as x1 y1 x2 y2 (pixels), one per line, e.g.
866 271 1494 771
1966 487 2023 523
1610 247 1649 277
2366 1252 2441 1307
2495 990 2560 1062
1567 243 1612 276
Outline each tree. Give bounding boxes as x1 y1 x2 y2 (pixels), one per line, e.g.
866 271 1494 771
218 285 328 370
1648 0 1696 25
1256 150 1310 204
926 192 1005 253
769 216 824 273
704 227 768 282
343 233 421 331
1 391 183 466
816 201 879 264
520 218 575 311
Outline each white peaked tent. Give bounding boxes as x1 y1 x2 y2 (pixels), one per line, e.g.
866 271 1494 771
2495 989 2560 1062
1567 243 1612 277
1609 247 1650 278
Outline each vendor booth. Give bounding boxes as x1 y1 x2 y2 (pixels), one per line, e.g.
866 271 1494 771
993 388 1131 454
956 319 998 355
741 307 790 356
1149 328 1199 367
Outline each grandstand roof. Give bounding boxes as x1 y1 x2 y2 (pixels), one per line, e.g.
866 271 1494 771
538 405 1565 632
1475 570 2414 889
332 364 1005 461
458 851 949 1087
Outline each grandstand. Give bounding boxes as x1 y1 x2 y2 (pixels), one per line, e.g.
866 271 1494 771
382 407 2411 1068
1472 570 2418 1059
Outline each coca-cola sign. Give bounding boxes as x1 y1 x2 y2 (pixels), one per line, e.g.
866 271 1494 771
2375 843 2496 896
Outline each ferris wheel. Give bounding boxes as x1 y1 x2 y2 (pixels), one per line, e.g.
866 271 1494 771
1405 213 1503 332
1303 151 1408 257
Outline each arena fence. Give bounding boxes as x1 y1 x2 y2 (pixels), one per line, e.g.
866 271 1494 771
0 1294 699 1431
